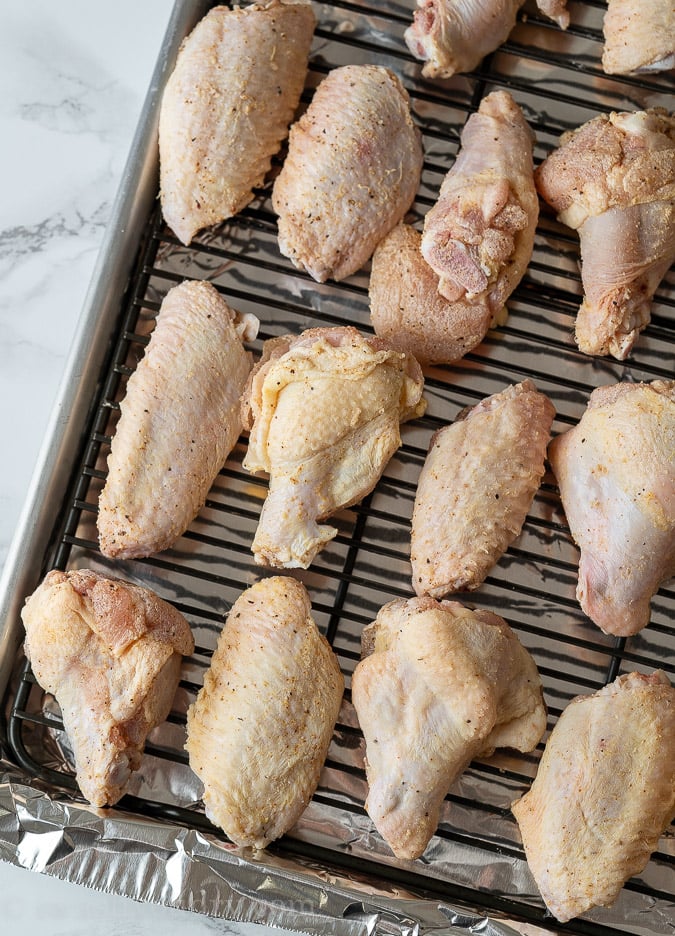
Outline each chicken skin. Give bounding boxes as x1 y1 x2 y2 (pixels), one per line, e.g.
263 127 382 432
404 0 569 79
272 64 423 282
548 380 675 637
535 108 675 359
411 380 555 597
603 0 674 75
185 576 344 849
98 280 258 560
352 597 546 860
512 671 675 923
159 0 315 245
21 569 194 807
241 326 426 569
421 91 538 333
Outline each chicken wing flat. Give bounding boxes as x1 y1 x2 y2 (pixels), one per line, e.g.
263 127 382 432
535 108 675 359
603 0 674 75
404 0 568 79
352 596 546 860
513 671 675 923
548 380 675 637
241 326 426 569
185 576 344 849
159 0 315 245
98 280 258 560
21 569 194 807
411 380 555 597
421 91 538 333
272 64 423 283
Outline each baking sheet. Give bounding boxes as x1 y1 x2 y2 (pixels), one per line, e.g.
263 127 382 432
1 1 674 934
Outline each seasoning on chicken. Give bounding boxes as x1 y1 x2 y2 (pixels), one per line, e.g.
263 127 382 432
159 0 316 245
420 91 538 336
548 380 675 638
369 223 496 364
241 326 426 569
352 596 546 860
98 280 258 560
21 569 194 807
535 108 675 360
272 64 423 283
411 380 554 598
185 576 344 849
602 0 675 75
513 671 675 923
404 0 569 79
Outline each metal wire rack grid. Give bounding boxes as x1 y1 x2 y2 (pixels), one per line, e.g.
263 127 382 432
5 1 675 933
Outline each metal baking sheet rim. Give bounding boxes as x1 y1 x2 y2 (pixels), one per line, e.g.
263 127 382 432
0 1 529 933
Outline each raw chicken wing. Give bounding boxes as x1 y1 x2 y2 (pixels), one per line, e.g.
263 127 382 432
241 326 426 569
21 569 194 807
513 671 675 923
272 64 423 282
548 380 675 637
411 380 555 597
159 0 315 245
185 576 344 848
421 91 538 333
535 108 675 359
352 596 546 859
603 0 674 75
98 280 259 559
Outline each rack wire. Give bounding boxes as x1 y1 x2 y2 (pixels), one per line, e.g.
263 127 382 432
5 1 675 933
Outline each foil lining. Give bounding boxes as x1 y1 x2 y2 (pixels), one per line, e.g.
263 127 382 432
1 1 674 934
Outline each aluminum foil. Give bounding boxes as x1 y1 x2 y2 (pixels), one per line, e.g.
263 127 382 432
1 1 674 934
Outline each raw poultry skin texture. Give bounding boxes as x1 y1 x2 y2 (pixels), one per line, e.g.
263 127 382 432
404 0 569 79
352 596 546 860
21 569 194 807
411 379 555 597
512 671 675 923
159 0 315 245
535 108 675 359
603 0 675 75
98 280 259 560
272 64 423 282
185 576 344 849
548 380 675 637
241 326 426 569
421 91 538 335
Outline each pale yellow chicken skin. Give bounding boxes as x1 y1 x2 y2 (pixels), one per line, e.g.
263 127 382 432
602 0 675 75
241 326 426 569
411 379 555 597
98 280 258 560
21 569 194 807
185 576 344 849
513 671 675 923
159 0 316 245
352 597 546 860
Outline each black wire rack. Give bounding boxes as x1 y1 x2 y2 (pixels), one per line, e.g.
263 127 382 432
4 1 675 933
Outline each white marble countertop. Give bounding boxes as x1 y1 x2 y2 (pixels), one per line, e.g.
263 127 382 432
0 3 283 931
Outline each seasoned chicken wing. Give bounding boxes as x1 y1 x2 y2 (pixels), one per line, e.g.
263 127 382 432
411 380 555 597
272 64 423 282
404 0 568 79
513 671 675 923
352 597 546 860
241 326 426 569
603 0 674 75
535 108 675 359
185 576 344 849
548 380 675 637
159 0 315 245
21 569 194 807
421 91 538 331
98 280 258 559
